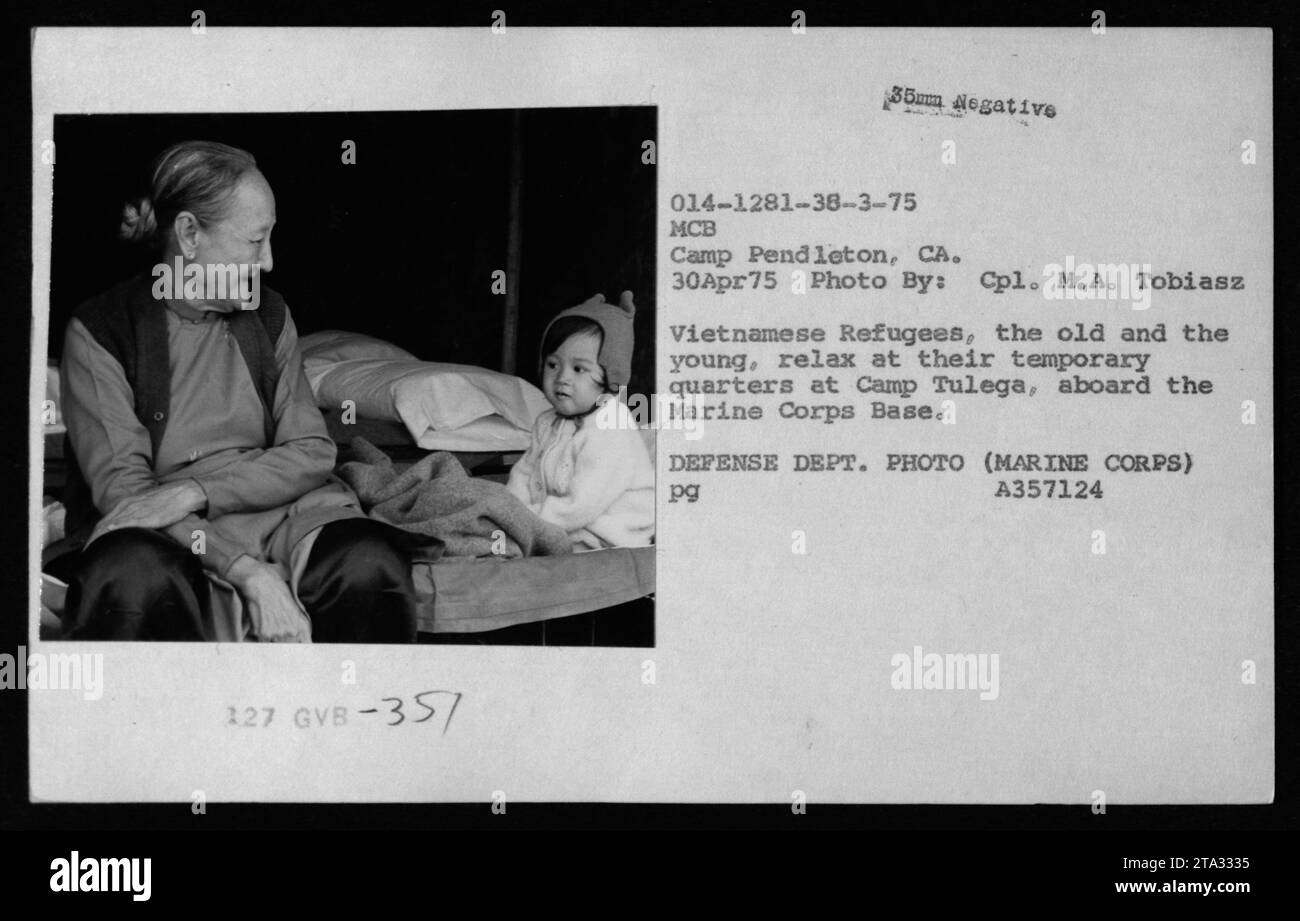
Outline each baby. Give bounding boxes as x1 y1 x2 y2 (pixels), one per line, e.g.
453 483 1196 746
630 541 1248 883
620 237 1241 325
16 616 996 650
508 291 654 550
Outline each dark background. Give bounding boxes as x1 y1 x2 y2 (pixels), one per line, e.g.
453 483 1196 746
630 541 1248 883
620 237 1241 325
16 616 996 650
49 108 656 394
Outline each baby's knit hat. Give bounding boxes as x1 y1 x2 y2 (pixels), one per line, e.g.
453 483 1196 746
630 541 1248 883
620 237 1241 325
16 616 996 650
539 291 637 389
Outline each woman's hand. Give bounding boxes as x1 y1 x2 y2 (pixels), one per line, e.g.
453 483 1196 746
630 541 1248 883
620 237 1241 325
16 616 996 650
226 556 312 643
86 480 208 546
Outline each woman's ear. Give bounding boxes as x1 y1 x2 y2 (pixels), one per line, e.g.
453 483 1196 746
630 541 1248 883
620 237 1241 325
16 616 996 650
172 211 201 259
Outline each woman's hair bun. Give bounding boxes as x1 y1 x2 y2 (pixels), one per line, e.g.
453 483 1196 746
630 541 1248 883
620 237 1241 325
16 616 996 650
119 196 157 244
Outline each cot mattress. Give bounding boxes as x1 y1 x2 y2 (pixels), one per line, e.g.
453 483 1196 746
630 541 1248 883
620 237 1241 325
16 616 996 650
411 545 655 633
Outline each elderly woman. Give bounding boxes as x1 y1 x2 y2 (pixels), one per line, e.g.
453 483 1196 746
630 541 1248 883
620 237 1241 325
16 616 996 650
59 140 416 643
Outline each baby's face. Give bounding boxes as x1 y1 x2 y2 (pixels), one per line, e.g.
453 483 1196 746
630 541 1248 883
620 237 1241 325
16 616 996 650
543 330 605 416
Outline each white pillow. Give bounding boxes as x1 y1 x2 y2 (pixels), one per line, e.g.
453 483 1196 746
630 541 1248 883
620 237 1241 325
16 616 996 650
300 330 417 363
410 415 534 453
304 357 550 436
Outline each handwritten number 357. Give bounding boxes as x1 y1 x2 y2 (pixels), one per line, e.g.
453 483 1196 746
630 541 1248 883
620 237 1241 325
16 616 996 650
379 691 461 734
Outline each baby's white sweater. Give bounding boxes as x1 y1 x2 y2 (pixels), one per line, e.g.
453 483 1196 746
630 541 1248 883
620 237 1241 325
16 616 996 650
507 397 654 550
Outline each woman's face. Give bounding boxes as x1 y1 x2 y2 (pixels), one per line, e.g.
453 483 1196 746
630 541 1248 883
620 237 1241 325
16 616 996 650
183 171 277 312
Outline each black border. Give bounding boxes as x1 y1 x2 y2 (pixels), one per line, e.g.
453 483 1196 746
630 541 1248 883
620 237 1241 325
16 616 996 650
1 1 1293 848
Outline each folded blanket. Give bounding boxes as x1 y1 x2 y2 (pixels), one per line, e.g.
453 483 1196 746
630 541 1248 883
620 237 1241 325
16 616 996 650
338 437 572 559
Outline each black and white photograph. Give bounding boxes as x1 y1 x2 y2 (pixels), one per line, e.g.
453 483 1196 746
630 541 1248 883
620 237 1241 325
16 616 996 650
40 108 657 647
